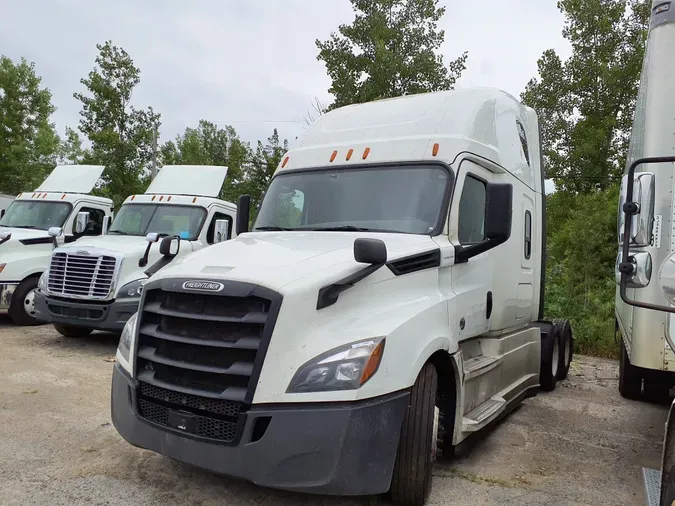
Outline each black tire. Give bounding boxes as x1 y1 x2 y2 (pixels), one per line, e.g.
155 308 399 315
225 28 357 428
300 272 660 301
389 363 438 506
643 371 672 405
554 319 573 381
540 324 560 391
54 324 93 338
618 337 642 400
8 277 43 326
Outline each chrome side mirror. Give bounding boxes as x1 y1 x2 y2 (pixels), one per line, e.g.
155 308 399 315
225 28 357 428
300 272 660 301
145 232 160 244
659 252 675 305
102 215 112 235
48 227 63 238
619 172 655 247
616 251 652 288
75 212 90 235
214 219 229 243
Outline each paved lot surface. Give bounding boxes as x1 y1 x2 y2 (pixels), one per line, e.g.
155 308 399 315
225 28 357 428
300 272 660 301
0 315 670 505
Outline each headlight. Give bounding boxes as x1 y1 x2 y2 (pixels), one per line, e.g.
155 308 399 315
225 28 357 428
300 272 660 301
118 278 147 298
286 337 385 393
38 270 48 291
117 312 138 371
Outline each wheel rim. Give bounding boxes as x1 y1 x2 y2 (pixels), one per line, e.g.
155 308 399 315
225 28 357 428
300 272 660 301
23 288 36 318
564 335 571 368
552 336 560 378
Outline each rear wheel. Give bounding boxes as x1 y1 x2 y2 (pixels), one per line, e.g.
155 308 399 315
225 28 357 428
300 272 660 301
618 337 642 400
389 363 438 506
554 319 573 381
54 324 93 338
540 324 560 391
8 277 43 326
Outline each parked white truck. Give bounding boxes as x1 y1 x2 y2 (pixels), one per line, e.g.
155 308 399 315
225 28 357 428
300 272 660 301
110 88 573 506
614 1 675 504
0 193 14 217
0 165 113 326
34 165 237 338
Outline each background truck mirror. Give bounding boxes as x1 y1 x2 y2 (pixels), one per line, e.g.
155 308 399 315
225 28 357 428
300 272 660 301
74 211 90 235
619 172 655 247
214 219 230 243
236 194 251 235
102 215 112 235
354 238 387 265
485 183 513 242
0 209 4 219
159 235 180 257
138 232 160 267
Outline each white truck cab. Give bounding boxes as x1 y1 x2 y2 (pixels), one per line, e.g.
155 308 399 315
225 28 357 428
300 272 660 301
0 165 113 325
34 165 237 338
110 89 573 506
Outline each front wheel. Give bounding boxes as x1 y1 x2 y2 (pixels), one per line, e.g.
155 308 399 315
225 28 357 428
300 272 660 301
389 363 437 506
618 337 642 400
8 277 43 326
540 324 561 391
54 324 93 338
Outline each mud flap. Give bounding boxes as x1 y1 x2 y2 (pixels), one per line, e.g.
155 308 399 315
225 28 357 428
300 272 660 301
644 397 675 505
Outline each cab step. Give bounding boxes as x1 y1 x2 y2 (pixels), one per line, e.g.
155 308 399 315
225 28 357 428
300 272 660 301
643 467 660 506
464 354 503 380
462 396 506 432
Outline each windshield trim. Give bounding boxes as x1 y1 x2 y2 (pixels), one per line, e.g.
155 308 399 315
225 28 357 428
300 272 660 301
253 160 455 237
0 200 74 231
108 203 208 240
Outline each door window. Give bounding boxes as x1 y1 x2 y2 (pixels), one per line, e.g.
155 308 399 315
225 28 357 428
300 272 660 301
206 212 233 244
74 207 105 236
458 175 486 244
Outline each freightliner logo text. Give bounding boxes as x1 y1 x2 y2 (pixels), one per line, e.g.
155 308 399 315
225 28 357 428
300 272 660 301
182 280 224 292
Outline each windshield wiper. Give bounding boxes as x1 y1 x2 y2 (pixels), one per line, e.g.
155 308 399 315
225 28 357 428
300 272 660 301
307 225 392 233
11 225 40 230
253 226 295 231
108 230 133 235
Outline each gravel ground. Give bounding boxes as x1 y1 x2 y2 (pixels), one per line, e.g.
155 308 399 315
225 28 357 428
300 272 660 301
0 315 669 506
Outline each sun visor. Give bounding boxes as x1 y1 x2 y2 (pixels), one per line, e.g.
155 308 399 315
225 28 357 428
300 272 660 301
145 165 229 197
35 165 105 194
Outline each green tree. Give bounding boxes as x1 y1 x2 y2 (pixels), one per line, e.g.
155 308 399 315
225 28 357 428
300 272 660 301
522 0 650 193
74 41 160 206
57 127 86 165
241 129 288 216
0 56 60 194
159 120 251 202
316 0 468 110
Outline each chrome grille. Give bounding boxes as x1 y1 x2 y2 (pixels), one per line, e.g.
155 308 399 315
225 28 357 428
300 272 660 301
47 252 118 299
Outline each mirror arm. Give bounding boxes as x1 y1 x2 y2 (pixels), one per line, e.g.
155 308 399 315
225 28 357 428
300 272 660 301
145 256 173 278
620 156 675 313
455 236 507 264
0 233 11 246
139 242 153 267
316 262 384 310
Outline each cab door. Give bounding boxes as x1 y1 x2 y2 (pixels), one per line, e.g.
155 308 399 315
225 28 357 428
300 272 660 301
449 159 497 340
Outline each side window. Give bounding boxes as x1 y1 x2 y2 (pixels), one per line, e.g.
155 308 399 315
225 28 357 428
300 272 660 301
206 212 233 244
524 210 532 259
458 175 486 244
74 207 105 236
516 120 530 166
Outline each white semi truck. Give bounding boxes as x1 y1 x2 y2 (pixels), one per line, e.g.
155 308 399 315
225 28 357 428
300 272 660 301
0 193 14 217
0 165 114 325
109 88 573 506
34 165 237 338
614 1 675 504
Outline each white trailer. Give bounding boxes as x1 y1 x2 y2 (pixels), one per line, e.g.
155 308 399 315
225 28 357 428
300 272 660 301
33 165 237 338
109 88 573 506
614 2 675 504
0 165 113 325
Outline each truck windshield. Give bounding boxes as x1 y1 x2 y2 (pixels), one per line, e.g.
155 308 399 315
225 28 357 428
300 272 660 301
254 165 451 235
0 201 72 231
108 204 206 240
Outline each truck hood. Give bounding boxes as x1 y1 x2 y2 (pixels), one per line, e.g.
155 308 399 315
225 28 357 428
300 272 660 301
152 231 439 292
71 235 151 257
0 227 52 243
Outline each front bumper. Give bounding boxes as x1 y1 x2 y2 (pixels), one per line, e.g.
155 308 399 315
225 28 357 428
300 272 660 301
34 291 139 331
0 283 18 311
111 364 410 496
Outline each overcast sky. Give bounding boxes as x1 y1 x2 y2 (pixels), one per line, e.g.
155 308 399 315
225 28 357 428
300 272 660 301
2 0 571 162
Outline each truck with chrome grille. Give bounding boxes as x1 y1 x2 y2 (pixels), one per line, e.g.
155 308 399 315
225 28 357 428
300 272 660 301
34 165 237 338
0 164 114 326
111 89 573 506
